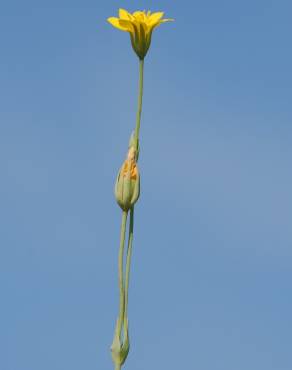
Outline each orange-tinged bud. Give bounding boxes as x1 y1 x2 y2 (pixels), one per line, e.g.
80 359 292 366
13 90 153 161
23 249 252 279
115 147 140 211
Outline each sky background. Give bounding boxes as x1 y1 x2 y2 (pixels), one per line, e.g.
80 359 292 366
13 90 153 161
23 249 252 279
1 1 292 369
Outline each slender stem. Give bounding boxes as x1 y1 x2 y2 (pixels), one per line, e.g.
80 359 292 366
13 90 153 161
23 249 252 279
117 210 128 337
134 59 144 150
124 207 134 322
112 58 144 370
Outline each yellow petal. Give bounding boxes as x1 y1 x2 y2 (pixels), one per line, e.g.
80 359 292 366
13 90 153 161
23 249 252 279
133 11 144 17
133 10 145 22
119 8 132 20
151 18 174 29
107 17 129 31
119 19 134 33
139 21 147 34
149 12 164 24
147 18 174 34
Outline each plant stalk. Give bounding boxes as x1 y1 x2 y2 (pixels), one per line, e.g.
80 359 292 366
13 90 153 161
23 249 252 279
134 59 144 150
117 210 128 337
124 207 134 321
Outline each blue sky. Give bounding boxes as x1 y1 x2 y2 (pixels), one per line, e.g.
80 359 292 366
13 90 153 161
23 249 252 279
1 1 292 369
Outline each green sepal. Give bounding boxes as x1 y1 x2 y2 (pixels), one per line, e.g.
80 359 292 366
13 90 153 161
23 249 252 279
114 164 140 212
111 317 122 365
121 318 130 365
139 24 147 59
110 317 130 366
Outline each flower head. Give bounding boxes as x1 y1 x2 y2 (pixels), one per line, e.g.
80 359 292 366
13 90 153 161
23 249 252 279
108 9 174 59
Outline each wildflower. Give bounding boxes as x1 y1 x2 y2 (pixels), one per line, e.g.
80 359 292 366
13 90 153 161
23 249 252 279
108 8 173 59
107 9 173 370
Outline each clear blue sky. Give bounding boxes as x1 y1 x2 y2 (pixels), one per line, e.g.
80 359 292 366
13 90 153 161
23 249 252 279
1 1 292 369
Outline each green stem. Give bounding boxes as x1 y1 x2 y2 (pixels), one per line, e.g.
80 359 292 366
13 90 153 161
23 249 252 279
134 59 144 151
124 207 134 322
112 58 143 370
117 210 128 337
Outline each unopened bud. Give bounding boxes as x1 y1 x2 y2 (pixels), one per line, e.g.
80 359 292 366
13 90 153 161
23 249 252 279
114 146 140 211
111 317 130 366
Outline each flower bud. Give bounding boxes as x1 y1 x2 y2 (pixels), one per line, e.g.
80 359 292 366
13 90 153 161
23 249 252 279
111 317 130 366
114 146 140 211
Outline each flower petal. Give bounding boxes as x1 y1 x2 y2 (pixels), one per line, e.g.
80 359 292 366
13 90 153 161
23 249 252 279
148 12 164 24
119 8 132 20
133 10 145 21
133 11 144 17
119 19 134 33
107 17 129 31
147 18 174 34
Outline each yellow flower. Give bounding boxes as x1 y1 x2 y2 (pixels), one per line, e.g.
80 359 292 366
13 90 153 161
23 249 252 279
107 8 174 59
